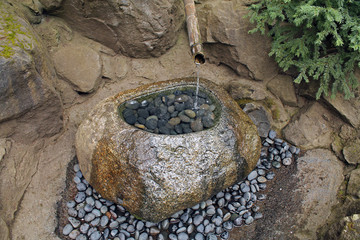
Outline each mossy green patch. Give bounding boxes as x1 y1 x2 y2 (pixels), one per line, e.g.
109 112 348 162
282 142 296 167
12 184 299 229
0 3 33 58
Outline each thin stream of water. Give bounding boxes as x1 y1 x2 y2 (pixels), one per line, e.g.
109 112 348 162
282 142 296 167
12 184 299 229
194 62 200 110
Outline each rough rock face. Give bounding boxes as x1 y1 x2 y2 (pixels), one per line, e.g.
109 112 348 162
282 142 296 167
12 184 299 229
53 42 102 93
0 3 63 235
294 149 343 239
197 0 279 81
76 78 261 222
231 149 344 240
347 168 360 198
59 0 185 58
267 75 297 107
324 91 360 128
343 138 360 165
283 102 343 149
0 3 61 123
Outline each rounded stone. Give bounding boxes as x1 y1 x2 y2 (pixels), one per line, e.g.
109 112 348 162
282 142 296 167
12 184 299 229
76 78 261 222
184 110 196 119
247 170 258 181
63 224 73 236
257 176 267 183
75 192 86 203
282 158 292 166
89 231 102 240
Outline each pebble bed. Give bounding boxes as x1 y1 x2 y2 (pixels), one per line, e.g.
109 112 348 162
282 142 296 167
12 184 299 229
121 89 218 134
61 130 300 240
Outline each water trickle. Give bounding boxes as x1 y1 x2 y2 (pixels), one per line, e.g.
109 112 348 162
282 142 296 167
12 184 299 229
194 62 201 110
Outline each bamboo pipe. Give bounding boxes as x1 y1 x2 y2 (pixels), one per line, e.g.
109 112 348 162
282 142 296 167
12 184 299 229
183 0 205 64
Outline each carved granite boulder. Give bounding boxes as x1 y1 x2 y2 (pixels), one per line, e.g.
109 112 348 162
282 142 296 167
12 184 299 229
75 78 261 222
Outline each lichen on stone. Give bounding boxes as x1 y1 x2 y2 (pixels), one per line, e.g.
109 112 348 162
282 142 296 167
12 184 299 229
0 3 33 58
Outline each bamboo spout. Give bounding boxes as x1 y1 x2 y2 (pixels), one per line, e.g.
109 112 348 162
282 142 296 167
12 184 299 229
183 0 205 64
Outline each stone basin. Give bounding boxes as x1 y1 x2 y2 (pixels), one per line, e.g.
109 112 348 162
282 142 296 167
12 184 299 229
75 78 261 222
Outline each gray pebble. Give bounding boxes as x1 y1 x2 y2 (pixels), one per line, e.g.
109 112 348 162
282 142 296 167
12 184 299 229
206 207 216 216
196 224 205 233
215 226 224 235
178 232 189 240
195 233 205 240
240 183 250 193
254 212 263 219
193 215 204 226
77 208 85 218
89 231 102 240
85 187 93 196
282 157 292 166
169 233 178 240
177 226 187 234
206 233 217 240
68 217 81 228
223 212 231 222
87 227 96 237
84 213 96 222
187 224 195 234
117 216 127 224
80 223 90 234
161 219 170 230
76 234 87 240
268 130 277 139
247 171 258 181
92 209 101 217
100 215 109 227
223 221 233 231
63 224 73 236
69 229 80 239
233 217 243 226
139 232 148 240
76 183 86 192
258 183 267 190
250 184 257 193
216 192 225 199
100 205 108 214
73 164 80 172
74 176 81 184
84 204 93 212
109 220 119 229
212 216 222 226
272 161 282 168
127 224 136 233
243 192 251 202
86 197 95 206
136 220 145 231
257 176 267 183
75 192 86 203
66 200 76 208
220 231 229 240
204 223 215 234
68 208 77 217
257 169 266 176
245 216 254 225
90 217 100 227
95 200 102 209
76 171 83 179
125 100 140 110
266 172 275 180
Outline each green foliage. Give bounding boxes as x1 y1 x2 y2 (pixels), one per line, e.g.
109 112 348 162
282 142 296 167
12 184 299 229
247 0 360 99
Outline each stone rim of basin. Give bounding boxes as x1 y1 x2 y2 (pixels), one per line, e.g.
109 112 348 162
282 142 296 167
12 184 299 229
75 77 261 222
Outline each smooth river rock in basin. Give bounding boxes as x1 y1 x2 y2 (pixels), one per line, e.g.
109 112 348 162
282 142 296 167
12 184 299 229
75 78 261 222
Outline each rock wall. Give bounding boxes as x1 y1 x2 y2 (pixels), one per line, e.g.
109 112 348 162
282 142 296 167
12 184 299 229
58 0 185 58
